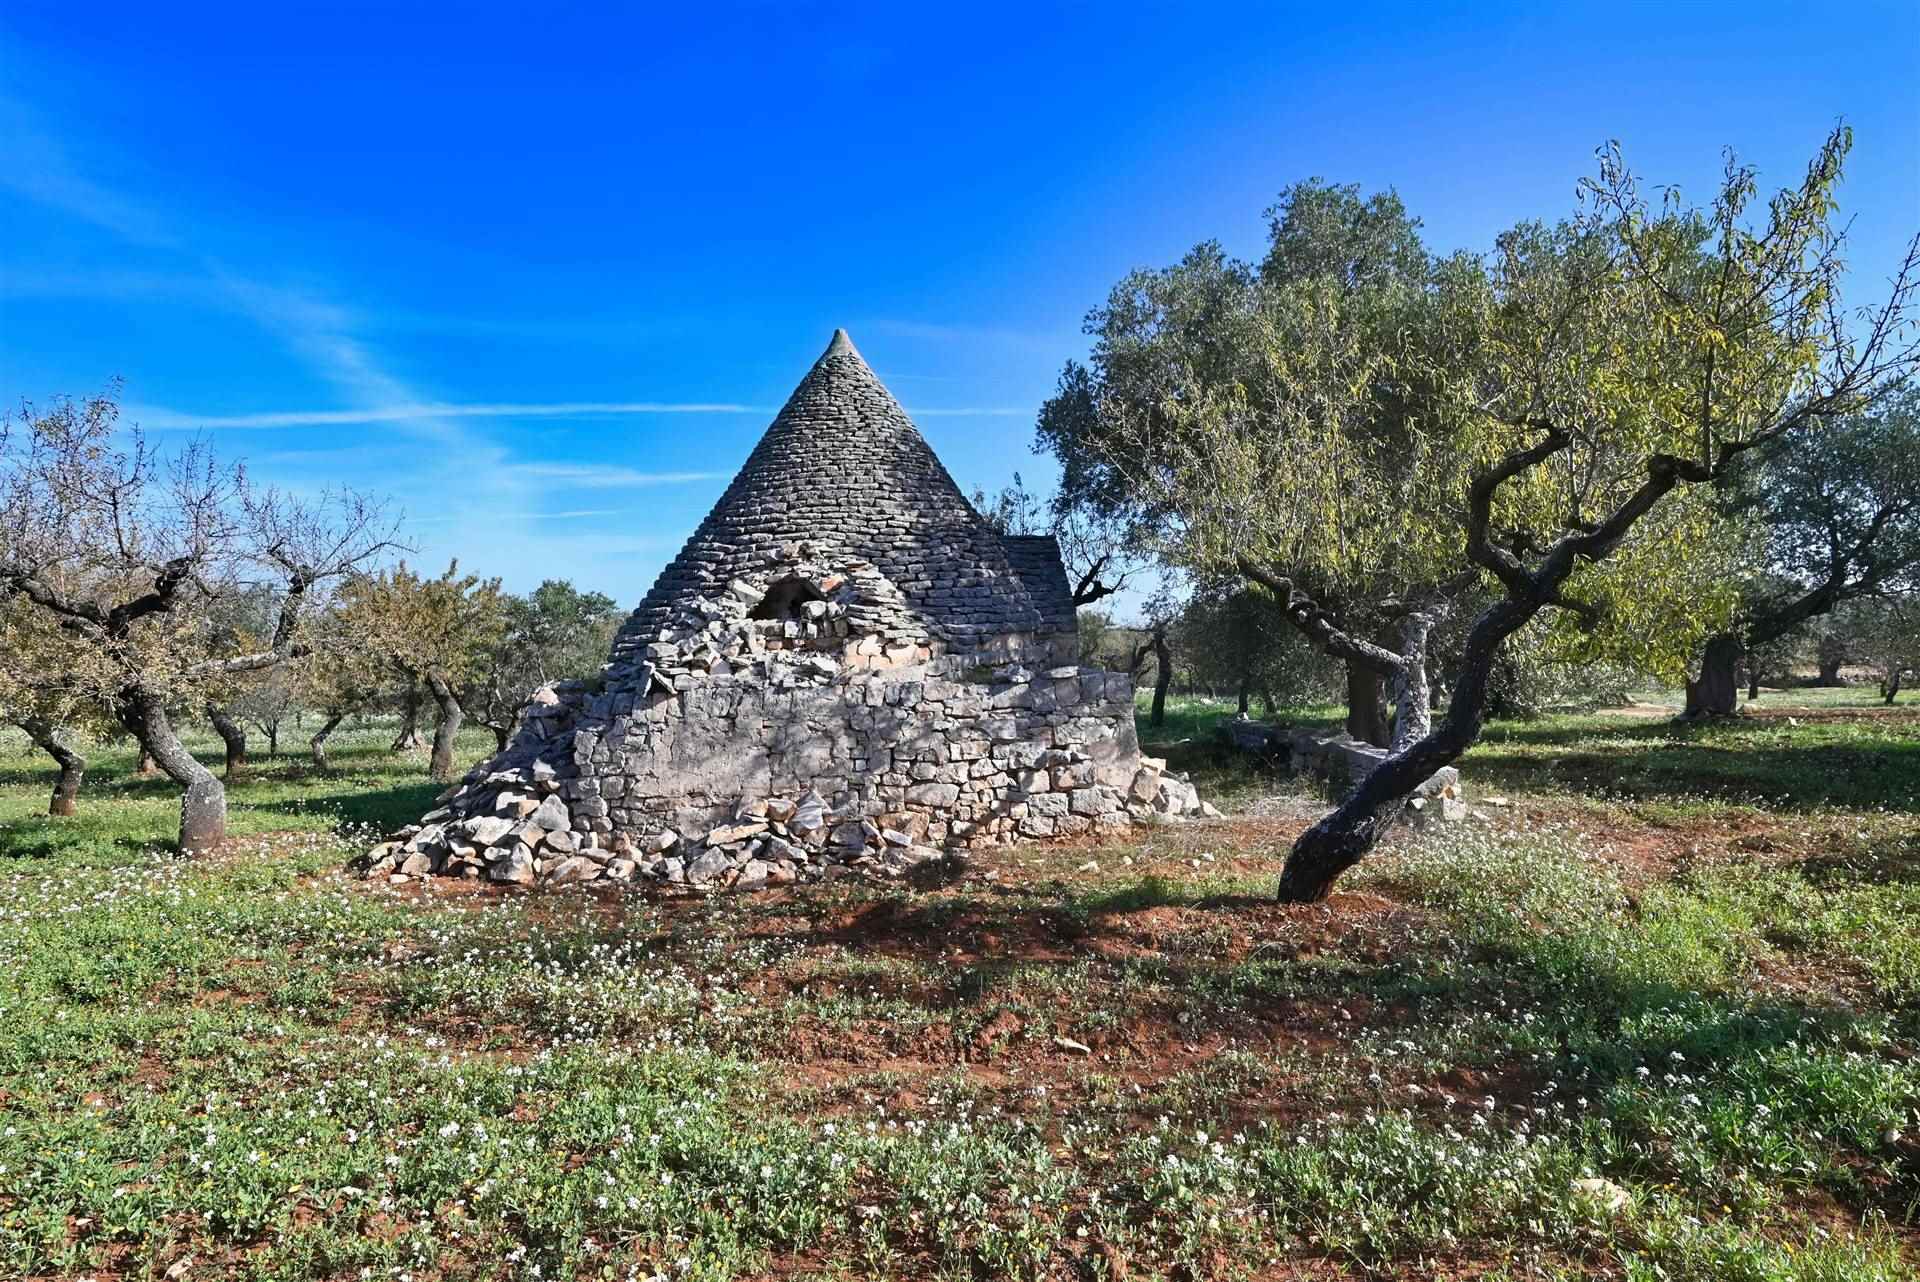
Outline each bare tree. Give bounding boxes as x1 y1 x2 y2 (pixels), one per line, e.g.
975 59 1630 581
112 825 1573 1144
0 395 399 851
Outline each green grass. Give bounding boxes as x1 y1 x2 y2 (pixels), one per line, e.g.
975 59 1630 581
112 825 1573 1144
2 712 1916 1279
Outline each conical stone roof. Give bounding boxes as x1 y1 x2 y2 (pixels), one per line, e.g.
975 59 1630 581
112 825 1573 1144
613 330 1054 658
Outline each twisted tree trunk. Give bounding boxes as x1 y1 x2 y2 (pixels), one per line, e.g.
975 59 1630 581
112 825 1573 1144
1683 633 1743 718
1388 613 1437 753
310 712 346 770
1884 669 1904 705
1345 663 1391 748
126 687 226 852
1149 628 1173 727
19 717 86 816
390 684 424 753
423 671 464 783
1278 598 1528 902
206 703 248 776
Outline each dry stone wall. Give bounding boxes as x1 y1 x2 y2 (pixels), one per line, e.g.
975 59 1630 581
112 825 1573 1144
365 542 1212 892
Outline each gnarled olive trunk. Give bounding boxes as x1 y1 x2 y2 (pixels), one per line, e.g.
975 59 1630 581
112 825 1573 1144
206 703 248 776
126 687 226 852
423 672 464 783
1279 598 1531 903
310 712 345 770
1149 629 1172 727
1388 614 1436 753
1236 678 1252 716
1885 669 1905 705
19 717 86 816
390 683 424 753
1345 663 1390 748
1683 633 1743 718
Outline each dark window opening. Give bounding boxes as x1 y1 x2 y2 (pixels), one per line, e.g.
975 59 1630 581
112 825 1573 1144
748 575 828 622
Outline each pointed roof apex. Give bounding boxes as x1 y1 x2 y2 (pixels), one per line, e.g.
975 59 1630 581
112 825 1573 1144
821 328 859 360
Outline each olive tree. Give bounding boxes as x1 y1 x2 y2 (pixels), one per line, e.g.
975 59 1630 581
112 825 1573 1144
0 395 397 850
1061 130 1919 900
1684 388 1920 714
461 579 620 751
337 561 504 781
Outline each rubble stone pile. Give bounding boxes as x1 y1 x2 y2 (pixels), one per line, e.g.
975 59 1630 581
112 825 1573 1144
364 331 1211 891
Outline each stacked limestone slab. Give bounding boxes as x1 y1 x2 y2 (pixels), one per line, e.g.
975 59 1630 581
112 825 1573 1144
364 331 1209 891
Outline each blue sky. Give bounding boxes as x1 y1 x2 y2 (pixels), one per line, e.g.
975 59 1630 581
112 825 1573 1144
3 2 1915 616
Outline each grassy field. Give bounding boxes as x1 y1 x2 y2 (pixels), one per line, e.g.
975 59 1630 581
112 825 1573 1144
2 703 1917 1280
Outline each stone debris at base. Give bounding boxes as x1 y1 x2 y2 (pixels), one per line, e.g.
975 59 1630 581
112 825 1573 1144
363 330 1213 892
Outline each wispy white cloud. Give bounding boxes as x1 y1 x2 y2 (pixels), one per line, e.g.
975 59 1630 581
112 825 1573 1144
131 400 769 430
0 95 182 249
515 464 727 489
131 398 1025 429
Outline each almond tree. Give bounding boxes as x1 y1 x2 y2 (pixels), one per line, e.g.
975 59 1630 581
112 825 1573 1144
336 561 504 782
1064 129 1919 900
0 395 398 850
0 585 112 815
460 579 619 752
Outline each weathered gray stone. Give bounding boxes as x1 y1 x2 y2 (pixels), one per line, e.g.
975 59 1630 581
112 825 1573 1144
529 796 571 831
463 816 516 847
686 849 732 884
905 782 960 807
489 849 535 884
546 855 602 885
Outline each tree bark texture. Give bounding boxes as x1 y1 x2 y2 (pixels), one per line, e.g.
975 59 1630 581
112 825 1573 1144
1149 629 1172 727
390 684 423 753
310 712 345 770
126 687 226 852
1278 598 1534 902
1345 664 1391 748
1684 633 1744 718
1388 613 1437 753
423 672 464 783
19 718 86 816
206 703 248 776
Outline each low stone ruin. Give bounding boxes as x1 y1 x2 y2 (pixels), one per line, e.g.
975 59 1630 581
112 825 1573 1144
363 331 1211 892
1218 717 1464 823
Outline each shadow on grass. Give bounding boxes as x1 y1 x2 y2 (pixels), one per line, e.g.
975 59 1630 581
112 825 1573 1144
258 781 446 835
0 820 166 865
1465 727 1920 812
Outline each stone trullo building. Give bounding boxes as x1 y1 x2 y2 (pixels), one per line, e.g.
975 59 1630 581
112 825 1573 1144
366 330 1209 890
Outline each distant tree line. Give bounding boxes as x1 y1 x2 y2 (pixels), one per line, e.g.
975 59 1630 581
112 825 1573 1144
0 397 621 846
